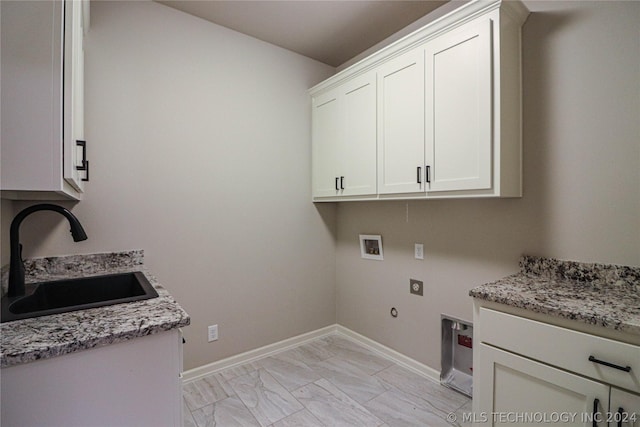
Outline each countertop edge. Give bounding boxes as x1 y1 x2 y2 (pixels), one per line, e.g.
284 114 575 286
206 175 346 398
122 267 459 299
1 316 191 368
469 263 640 338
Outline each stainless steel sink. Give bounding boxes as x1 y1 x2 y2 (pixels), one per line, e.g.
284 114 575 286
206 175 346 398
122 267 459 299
1 272 159 323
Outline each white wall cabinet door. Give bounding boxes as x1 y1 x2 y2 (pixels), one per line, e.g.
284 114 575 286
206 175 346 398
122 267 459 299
311 90 341 197
339 73 377 196
476 343 610 427
312 72 376 198
425 18 492 193
63 0 87 192
377 48 425 195
610 388 640 427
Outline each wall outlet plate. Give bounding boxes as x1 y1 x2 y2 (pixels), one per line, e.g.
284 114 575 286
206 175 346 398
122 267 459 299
414 243 424 260
208 324 218 342
410 279 423 296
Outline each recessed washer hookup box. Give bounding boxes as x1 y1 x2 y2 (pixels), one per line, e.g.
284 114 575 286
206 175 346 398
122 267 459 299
441 315 473 397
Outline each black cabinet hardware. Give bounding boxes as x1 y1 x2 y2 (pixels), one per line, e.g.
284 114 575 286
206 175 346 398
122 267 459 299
417 167 422 184
588 355 631 372
426 165 431 183
335 177 339 191
81 161 89 182
593 399 599 427
76 140 87 171
340 176 344 190
75 140 89 182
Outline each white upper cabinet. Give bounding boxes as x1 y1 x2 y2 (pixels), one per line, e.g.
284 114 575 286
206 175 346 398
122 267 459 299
1 0 89 201
424 18 492 194
312 72 377 198
309 0 529 201
377 49 425 195
64 0 88 192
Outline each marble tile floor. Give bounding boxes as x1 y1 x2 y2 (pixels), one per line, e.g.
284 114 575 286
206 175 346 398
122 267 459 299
183 334 471 427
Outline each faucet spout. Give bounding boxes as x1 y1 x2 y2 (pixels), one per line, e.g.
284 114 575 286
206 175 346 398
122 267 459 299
8 204 87 297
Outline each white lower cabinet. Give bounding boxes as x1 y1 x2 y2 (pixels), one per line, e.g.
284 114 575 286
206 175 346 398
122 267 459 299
1 330 184 427
611 389 640 427
474 306 640 427
477 344 610 426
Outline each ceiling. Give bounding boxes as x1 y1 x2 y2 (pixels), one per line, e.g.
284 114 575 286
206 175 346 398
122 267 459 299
157 1 448 67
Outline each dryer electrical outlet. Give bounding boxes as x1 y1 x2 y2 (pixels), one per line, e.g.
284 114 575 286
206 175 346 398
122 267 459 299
410 279 424 296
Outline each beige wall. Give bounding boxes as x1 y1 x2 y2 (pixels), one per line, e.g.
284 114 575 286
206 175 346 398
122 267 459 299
335 0 640 371
10 0 337 370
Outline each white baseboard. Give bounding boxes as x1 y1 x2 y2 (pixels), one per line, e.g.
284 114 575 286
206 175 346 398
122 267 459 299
182 324 441 385
182 325 337 383
334 325 441 384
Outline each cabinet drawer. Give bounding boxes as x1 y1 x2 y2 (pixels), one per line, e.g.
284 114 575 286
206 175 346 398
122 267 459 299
478 308 640 393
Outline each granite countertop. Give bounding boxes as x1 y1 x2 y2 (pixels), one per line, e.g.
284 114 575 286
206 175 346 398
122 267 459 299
470 256 640 336
1 250 190 368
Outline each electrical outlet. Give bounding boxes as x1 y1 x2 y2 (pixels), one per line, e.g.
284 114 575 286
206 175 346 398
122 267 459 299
414 243 424 260
410 279 423 296
208 324 218 342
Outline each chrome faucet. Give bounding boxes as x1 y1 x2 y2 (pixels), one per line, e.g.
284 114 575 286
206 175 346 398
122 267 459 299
8 204 87 297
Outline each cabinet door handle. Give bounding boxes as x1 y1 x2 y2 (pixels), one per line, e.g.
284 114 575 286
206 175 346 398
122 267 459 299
426 165 431 183
588 355 631 372
82 161 89 182
592 399 599 427
75 140 87 171
76 140 89 182
335 177 339 191
417 167 422 184
340 176 344 190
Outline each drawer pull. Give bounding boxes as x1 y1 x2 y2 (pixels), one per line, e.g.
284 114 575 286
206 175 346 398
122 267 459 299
592 399 599 427
588 355 631 372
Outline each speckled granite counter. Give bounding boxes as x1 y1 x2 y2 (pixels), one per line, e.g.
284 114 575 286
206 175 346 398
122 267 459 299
1 250 190 368
469 256 640 336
